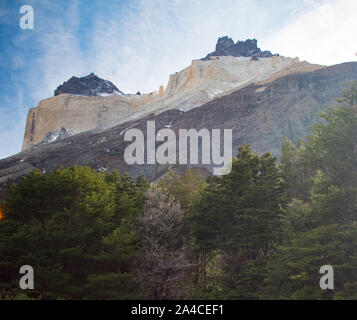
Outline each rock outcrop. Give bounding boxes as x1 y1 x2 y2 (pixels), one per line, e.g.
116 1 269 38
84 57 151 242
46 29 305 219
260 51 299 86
54 73 124 97
203 37 277 60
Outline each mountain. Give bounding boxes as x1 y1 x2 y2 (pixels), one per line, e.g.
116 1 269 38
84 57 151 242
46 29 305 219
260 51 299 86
22 38 322 150
54 73 124 97
1 37 356 199
1 61 357 200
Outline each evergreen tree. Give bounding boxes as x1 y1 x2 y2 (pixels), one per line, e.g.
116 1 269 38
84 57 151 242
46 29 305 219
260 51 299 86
191 145 286 299
280 137 312 201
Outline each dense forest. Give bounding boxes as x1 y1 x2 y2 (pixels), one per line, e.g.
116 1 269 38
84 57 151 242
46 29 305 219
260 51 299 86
1 83 357 300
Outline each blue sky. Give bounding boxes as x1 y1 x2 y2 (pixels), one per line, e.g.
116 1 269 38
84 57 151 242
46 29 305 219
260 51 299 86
0 0 356 159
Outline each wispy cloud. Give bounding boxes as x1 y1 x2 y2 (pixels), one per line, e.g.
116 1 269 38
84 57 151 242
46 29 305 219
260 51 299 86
265 0 357 65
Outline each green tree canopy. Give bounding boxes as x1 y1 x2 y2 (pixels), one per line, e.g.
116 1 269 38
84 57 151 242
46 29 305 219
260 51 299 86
0 166 148 299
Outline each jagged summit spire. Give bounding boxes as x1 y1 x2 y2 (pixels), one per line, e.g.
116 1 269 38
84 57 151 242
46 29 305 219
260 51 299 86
54 73 124 97
216 36 234 51
203 36 278 60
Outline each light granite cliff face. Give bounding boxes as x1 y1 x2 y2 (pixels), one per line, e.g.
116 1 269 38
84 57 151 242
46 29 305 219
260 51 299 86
22 92 159 150
22 56 322 150
158 55 323 110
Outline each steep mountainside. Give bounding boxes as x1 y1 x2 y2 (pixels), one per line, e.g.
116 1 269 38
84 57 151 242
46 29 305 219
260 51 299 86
2 62 357 199
22 50 322 150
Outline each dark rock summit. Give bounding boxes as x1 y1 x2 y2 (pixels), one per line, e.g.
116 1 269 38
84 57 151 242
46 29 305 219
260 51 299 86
54 73 124 97
216 36 234 51
203 36 277 60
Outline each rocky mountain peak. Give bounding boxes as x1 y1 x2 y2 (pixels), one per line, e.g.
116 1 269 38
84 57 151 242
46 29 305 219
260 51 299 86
204 36 278 60
215 36 234 51
54 73 124 97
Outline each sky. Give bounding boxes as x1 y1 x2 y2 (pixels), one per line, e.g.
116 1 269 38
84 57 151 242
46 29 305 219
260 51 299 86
0 0 356 160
